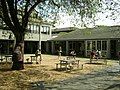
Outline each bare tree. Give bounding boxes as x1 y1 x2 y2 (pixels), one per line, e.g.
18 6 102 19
0 0 101 70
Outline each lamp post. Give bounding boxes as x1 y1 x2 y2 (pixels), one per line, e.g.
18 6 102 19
39 26 41 51
38 25 42 64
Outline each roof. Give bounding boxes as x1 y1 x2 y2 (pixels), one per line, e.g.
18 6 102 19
52 27 79 33
51 26 120 41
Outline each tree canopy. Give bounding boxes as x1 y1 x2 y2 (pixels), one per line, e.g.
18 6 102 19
101 0 120 22
0 0 103 29
0 0 102 70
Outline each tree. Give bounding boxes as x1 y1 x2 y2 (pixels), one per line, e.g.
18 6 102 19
102 0 120 22
0 0 101 70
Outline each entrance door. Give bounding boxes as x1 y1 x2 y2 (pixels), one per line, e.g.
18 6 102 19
110 40 117 58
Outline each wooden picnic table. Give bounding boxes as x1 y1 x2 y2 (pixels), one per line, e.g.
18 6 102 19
90 55 107 65
30 55 37 63
5 55 12 62
56 59 81 71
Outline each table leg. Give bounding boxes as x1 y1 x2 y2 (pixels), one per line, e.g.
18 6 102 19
31 57 32 63
5 57 7 62
65 64 67 71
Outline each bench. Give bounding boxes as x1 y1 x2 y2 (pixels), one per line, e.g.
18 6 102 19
55 60 83 71
90 56 107 65
0 58 3 62
30 56 38 64
30 55 42 64
5 55 12 62
55 62 75 71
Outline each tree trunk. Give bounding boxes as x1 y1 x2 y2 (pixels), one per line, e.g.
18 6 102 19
11 32 24 70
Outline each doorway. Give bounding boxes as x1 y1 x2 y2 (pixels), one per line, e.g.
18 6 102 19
110 40 117 58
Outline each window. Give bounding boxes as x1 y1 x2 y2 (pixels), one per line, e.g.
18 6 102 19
87 41 91 50
47 27 50 34
69 42 73 50
27 24 31 32
30 24 34 33
97 41 101 50
34 25 36 33
92 41 96 50
102 41 107 50
41 26 50 34
36 25 39 33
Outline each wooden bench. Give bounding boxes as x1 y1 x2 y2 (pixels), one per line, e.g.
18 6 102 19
5 55 12 62
55 62 74 71
90 56 107 65
0 58 3 62
30 56 38 64
55 59 83 71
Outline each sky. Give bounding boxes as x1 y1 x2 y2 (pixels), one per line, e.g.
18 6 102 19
54 12 120 28
54 0 120 28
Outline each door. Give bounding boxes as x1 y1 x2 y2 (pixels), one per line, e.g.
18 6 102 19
110 40 117 58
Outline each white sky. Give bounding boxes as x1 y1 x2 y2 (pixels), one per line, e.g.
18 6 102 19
54 0 120 28
54 12 120 28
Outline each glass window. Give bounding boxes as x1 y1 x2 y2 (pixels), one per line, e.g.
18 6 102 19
102 41 107 50
31 24 34 30
44 26 46 33
41 26 50 34
48 27 50 34
36 25 39 33
87 41 91 50
69 42 73 50
27 24 30 30
34 25 37 33
31 24 34 33
27 24 31 32
97 41 101 50
41 26 44 32
92 41 96 50
46 27 48 34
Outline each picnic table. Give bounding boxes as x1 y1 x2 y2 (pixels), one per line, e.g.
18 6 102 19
90 55 107 65
30 55 37 64
56 58 82 71
5 55 12 62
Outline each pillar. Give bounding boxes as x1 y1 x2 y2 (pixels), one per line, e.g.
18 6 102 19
66 41 69 55
51 41 54 54
46 42 49 53
85 40 87 57
107 40 110 58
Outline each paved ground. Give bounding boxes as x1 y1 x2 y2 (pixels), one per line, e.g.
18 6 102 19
26 54 120 90
1 54 120 90
57 66 119 90
44 65 120 90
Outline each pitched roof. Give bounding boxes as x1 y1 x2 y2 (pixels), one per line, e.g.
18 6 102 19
52 27 79 33
51 26 120 41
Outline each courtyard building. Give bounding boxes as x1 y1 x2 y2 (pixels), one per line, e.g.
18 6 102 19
50 26 120 59
0 12 120 59
0 10 52 55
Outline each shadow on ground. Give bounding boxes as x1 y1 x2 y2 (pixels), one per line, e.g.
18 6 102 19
104 84 120 90
85 62 105 65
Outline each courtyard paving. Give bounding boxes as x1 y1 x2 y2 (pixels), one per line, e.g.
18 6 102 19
27 54 120 90
0 54 120 90
44 65 120 90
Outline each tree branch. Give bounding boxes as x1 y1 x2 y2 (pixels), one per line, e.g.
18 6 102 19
22 0 30 29
15 0 18 14
0 0 15 31
22 0 45 30
6 0 21 29
51 0 60 8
